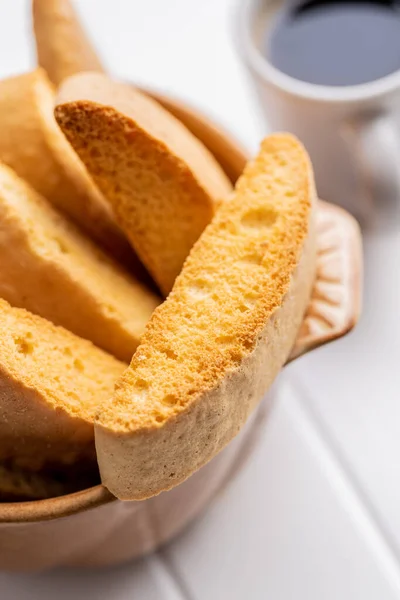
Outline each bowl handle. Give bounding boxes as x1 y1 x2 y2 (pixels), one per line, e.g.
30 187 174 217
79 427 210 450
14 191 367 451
288 201 362 363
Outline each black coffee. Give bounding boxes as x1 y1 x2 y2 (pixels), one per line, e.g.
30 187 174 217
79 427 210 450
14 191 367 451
268 0 400 86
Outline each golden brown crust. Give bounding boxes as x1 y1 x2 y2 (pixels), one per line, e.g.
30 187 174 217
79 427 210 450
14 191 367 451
55 72 233 295
32 0 104 87
0 69 140 269
94 134 317 500
0 299 125 470
0 163 160 362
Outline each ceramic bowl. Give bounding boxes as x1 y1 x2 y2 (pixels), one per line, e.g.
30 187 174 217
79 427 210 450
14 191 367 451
0 91 362 572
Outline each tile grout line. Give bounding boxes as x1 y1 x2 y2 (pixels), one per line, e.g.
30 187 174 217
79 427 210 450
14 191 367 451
152 548 198 600
287 371 400 595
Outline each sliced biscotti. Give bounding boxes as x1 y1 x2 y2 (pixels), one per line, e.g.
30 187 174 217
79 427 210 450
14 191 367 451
55 72 233 295
0 69 136 268
0 163 159 362
94 134 317 500
0 299 125 470
32 0 104 87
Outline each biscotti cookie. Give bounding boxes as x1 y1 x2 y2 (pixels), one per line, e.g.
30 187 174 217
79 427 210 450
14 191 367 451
0 163 159 362
0 69 136 268
0 299 125 470
55 72 233 295
33 0 104 86
94 134 317 500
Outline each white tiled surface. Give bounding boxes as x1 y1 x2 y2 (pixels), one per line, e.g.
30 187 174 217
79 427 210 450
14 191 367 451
289 229 400 557
1 1 399 598
165 384 400 600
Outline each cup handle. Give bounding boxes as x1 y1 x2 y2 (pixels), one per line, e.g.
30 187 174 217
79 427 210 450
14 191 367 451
342 111 400 223
287 201 362 363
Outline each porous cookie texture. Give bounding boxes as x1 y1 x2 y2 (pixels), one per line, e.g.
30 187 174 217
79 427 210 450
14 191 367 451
0 163 160 362
55 72 233 295
32 0 104 86
0 69 136 267
0 299 125 470
95 133 317 500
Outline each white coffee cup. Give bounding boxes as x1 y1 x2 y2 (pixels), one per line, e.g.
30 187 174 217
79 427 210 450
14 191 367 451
235 0 400 224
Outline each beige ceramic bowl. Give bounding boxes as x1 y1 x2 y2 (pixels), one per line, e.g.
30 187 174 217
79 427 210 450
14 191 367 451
0 91 362 572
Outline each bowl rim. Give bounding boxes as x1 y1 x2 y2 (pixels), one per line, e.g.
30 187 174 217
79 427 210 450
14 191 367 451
0 485 114 524
0 86 250 524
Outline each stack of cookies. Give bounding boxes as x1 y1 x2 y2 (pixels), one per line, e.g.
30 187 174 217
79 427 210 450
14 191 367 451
0 0 316 501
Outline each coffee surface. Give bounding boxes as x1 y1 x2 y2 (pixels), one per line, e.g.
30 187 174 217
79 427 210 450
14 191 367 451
268 0 400 86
